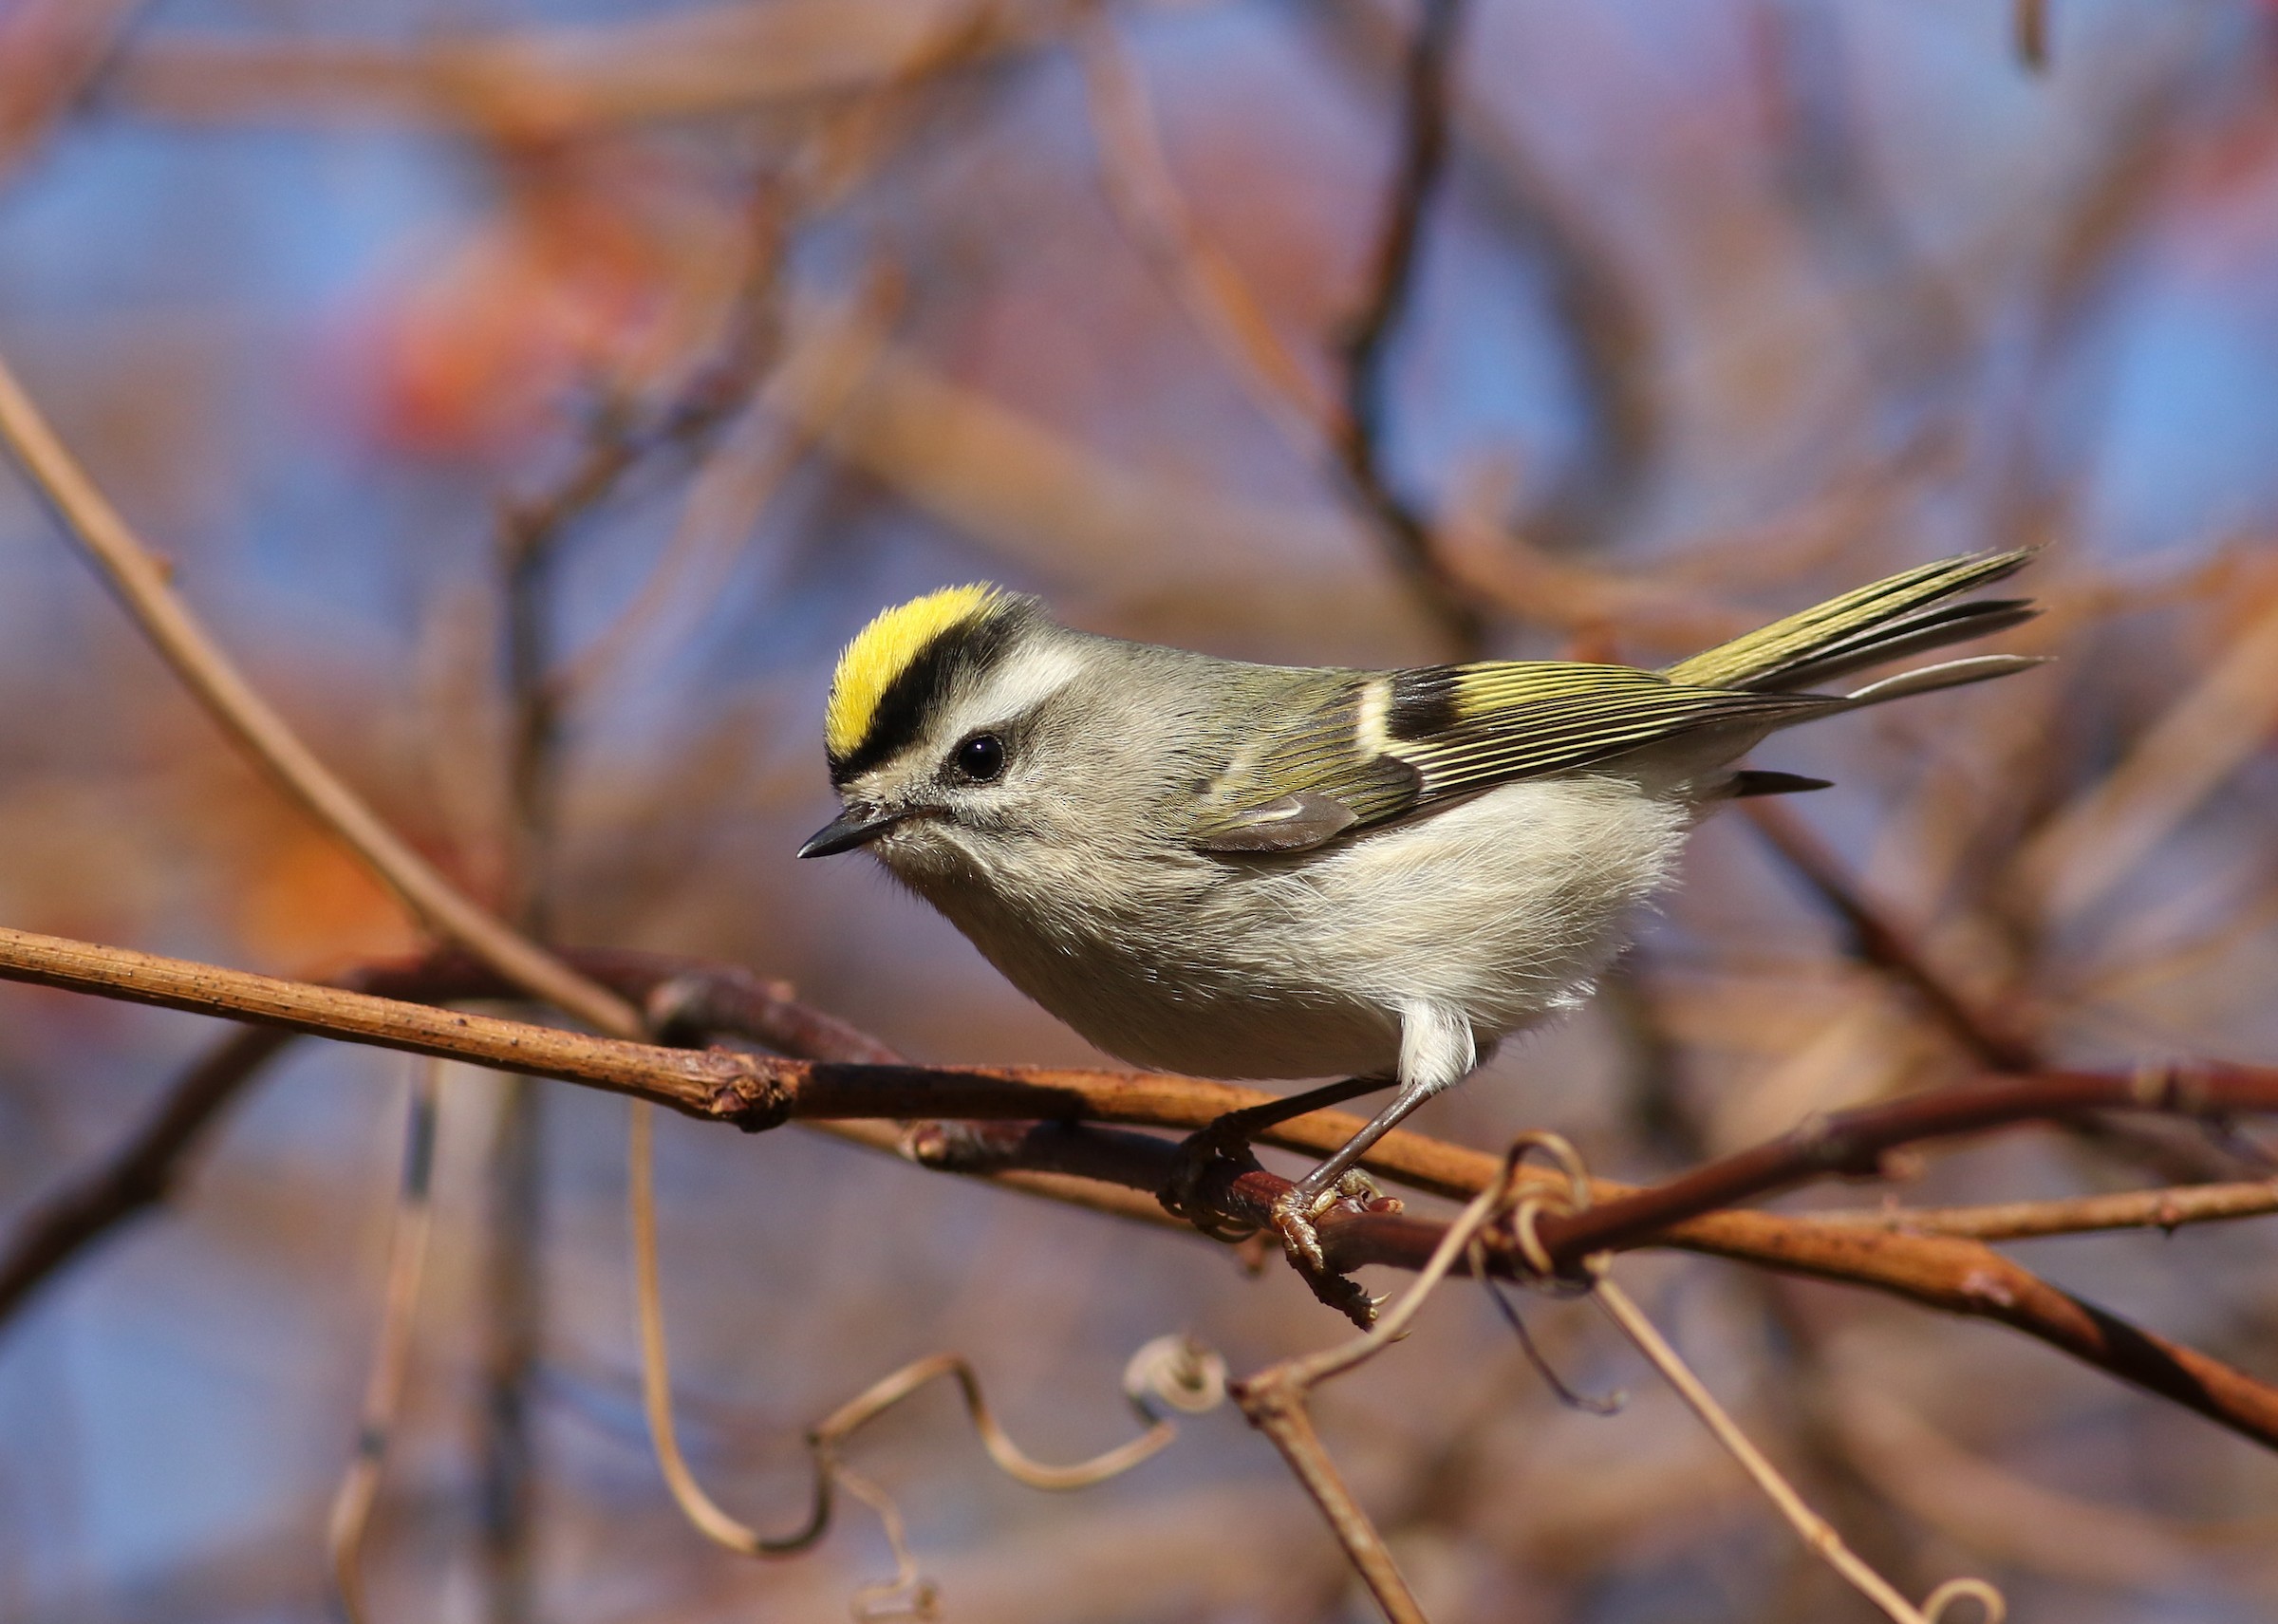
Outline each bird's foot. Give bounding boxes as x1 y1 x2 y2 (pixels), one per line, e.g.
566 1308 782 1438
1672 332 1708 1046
1272 1172 1391 1329
1267 1171 1381 1270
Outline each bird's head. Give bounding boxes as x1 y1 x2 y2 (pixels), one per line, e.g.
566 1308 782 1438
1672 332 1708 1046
799 584 1096 881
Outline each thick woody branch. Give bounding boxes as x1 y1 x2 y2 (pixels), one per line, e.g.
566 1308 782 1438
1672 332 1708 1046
7 927 2278 1453
1315 1197 2278 1450
9 927 2278 1213
0 927 763 1115
903 1118 2278 1448
0 948 1140 1331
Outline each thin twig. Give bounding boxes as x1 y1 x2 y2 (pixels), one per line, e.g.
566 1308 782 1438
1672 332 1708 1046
1317 0 1658 557
632 1095 1222 1603
1075 3 1347 457
110 6 1040 134
0 947 1100 1338
477 161 794 1624
497 177 793 893
1527 1067 2278 1262
1230 1138 1541 1623
1744 799 2040 1072
1818 1179 2278 1241
0 1024 289 1324
0 349 642 1039
1500 1139 2004 1624
544 408 807 703
629 1097 832 1557
1592 1276 2003 1623
327 1059 445 1624
2015 588 2278 927
1746 795 2264 1185
1334 0 1485 659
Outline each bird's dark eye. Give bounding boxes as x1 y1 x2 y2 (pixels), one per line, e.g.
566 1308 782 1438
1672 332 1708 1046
953 733 1005 782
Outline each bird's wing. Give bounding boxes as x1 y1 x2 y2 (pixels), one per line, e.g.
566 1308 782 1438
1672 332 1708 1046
1186 663 1835 853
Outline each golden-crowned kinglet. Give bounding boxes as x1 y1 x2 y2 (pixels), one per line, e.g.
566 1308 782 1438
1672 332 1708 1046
800 551 2039 1269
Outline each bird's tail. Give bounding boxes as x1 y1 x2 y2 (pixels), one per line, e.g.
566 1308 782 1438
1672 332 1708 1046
1665 549 2043 703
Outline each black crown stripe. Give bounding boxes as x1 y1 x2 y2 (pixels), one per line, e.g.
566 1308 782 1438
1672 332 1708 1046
828 607 1024 785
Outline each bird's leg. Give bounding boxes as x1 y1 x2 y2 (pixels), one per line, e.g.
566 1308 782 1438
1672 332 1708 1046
1267 1077 1442 1271
1272 1001 1479 1279
1161 1074 1392 1237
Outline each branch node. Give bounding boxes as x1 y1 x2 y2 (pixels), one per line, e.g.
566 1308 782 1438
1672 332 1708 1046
702 1055 793 1132
901 1118 1024 1171
1956 1267 2019 1311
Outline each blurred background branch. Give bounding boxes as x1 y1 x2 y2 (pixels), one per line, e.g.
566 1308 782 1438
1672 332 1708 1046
7 3 2278 1620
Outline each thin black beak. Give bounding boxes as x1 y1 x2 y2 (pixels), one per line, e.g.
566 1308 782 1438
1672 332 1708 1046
797 807 902 859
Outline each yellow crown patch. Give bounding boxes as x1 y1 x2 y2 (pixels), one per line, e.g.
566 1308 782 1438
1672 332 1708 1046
826 584 1007 760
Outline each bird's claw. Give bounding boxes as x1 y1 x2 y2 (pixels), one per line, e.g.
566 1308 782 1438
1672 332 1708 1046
1271 1172 1388 1327
1268 1188 1328 1270
1164 1123 1391 1328
1267 1171 1378 1267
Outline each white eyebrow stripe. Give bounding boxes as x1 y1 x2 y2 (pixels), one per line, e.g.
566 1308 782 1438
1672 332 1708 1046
962 641 1085 731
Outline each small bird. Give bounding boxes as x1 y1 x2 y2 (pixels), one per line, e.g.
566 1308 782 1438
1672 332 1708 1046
799 551 2040 1289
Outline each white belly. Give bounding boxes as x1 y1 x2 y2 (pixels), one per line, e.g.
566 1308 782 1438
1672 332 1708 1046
906 775 1691 1083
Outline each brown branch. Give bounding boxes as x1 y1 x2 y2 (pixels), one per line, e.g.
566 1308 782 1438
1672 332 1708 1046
1232 1136 2000 1623
501 177 792 700
1322 0 1659 562
1744 795 2263 1185
1530 1067 2278 1263
0 928 756 1112
8 929 2278 1454
1075 6 1347 459
1227 1145 1539 1624
109 6 1043 133
327 1059 442 1624
1815 1179 2278 1241
1744 798 2041 1072
1314 1201 2278 1453
1334 0 1485 659
0 1024 290 1324
1338 0 1458 440
479 163 794 1621
0 350 642 1039
960 1126 2278 1452
881 1082 2278 1455
9 926 2278 1213
0 947 953 1332
0 0 151 179
1233 1388 1423 1624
